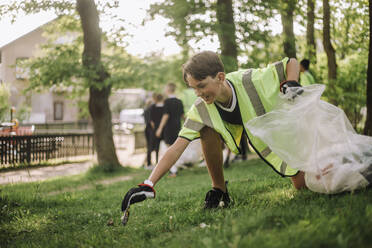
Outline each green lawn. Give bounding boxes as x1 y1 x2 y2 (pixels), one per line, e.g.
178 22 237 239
1 159 371 248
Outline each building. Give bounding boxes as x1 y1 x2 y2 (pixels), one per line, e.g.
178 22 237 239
0 19 80 124
0 19 148 129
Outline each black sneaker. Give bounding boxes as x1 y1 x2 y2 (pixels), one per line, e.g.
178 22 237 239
204 182 231 209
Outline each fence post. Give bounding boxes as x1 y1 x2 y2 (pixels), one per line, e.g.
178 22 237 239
92 134 95 155
26 136 31 164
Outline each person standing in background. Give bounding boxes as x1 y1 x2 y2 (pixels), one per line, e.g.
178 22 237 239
299 59 315 86
143 97 154 169
148 93 164 168
156 83 184 177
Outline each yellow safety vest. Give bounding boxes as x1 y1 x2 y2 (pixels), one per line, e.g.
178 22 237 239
300 71 315 86
179 57 298 177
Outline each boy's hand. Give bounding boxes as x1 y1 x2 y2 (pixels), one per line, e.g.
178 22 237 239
280 80 303 100
121 182 155 225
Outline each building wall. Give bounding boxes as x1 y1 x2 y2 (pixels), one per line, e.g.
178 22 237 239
1 27 46 109
0 22 80 124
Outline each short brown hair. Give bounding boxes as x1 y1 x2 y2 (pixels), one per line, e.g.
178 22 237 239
166 82 176 93
154 93 164 102
182 51 224 83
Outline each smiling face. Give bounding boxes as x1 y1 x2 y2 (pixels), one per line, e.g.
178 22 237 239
186 72 225 104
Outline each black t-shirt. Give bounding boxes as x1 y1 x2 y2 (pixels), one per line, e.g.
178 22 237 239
149 104 164 130
143 105 151 126
163 97 184 145
215 82 242 125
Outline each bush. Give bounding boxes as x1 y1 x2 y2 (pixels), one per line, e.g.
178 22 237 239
314 53 367 133
0 83 10 122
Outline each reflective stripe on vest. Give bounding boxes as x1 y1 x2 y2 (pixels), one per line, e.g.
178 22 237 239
274 60 286 83
280 161 288 175
242 61 285 117
192 98 239 153
195 98 214 128
184 118 204 132
241 61 294 176
242 69 266 117
260 147 272 157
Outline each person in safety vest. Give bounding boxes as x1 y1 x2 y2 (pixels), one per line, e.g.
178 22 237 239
299 59 315 86
121 51 304 225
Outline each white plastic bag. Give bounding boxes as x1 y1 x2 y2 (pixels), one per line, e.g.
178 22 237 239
246 84 372 194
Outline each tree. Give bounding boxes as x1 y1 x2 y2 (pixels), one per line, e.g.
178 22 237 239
148 0 276 68
216 0 238 72
322 0 338 104
0 0 122 169
280 0 297 58
365 0 372 136
306 0 316 64
76 0 120 169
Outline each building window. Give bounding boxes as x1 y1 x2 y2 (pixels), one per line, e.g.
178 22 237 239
15 57 29 80
54 101 64 121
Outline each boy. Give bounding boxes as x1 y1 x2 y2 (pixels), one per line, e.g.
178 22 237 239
299 59 315 86
121 51 304 225
155 83 184 176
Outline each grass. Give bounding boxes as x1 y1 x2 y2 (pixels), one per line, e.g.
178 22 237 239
1 159 371 248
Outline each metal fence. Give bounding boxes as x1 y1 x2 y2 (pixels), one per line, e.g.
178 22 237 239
0 133 94 167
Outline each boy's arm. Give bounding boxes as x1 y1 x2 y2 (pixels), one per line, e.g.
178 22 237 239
286 58 300 81
156 113 169 137
280 58 301 96
148 137 190 184
121 137 190 225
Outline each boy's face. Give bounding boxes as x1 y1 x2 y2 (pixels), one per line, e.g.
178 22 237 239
186 72 225 104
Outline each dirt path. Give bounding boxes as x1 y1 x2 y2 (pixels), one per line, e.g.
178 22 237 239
0 161 95 185
0 149 146 185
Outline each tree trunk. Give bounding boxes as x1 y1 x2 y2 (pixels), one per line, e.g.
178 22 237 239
77 0 120 169
364 0 372 136
322 0 338 104
280 0 297 58
306 0 316 64
216 0 238 73
340 14 350 60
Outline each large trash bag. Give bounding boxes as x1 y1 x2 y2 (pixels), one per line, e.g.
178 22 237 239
246 84 372 194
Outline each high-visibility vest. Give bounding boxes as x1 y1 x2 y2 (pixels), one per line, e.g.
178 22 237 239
179 57 298 177
300 71 315 86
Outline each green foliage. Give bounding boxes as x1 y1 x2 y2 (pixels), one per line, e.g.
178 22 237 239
0 83 31 122
148 0 279 67
0 0 75 22
1 0 369 134
314 52 367 132
1 160 372 247
335 55 367 131
76 99 90 120
139 53 185 91
14 105 31 123
240 34 286 68
20 15 184 96
0 84 10 122
148 0 227 54
331 0 369 59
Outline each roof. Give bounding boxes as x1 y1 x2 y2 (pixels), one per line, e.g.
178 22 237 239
0 17 58 50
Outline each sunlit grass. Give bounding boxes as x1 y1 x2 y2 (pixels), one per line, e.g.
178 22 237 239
1 159 371 247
